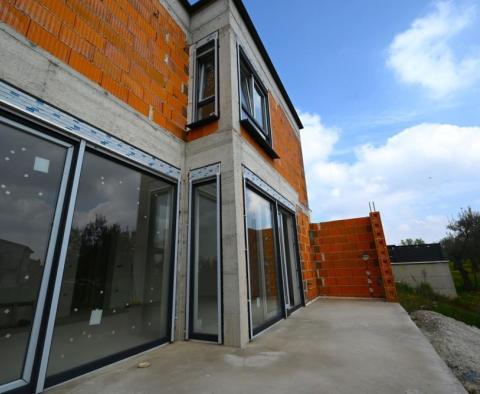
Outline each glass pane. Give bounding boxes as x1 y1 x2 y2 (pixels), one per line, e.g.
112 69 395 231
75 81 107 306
0 122 67 385
253 83 265 131
197 101 215 122
197 51 215 101
240 65 252 113
47 151 175 377
282 212 302 308
246 189 281 331
191 181 218 336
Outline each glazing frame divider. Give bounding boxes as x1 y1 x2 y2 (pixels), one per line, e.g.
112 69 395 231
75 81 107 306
242 177 254 340
277 207 291 315
216 172 222 344
35 141 86 394
185 178 193 340
171 179 181 343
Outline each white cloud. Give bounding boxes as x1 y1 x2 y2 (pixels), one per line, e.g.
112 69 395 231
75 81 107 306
300 111 480 243
387 1 480 98
299 112 339 165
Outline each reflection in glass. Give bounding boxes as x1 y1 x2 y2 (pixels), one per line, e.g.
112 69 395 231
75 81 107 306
47 151 175 377
246 189 281 331
0 122 67 385
253 83 265 130
195 40 216 121
198 50 215 101
240 65 252 113
279 211 302 309
197 101 215 122
190 181 218 338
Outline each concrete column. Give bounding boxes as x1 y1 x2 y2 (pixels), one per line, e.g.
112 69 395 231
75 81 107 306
217 25 250 347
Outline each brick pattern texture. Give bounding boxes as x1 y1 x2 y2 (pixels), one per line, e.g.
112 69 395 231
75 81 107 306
240 94 308 208
310 213 397 301
186 120 219 142
297 210 318 301
369 212 397 301
268 95 308 207
0 0 189 139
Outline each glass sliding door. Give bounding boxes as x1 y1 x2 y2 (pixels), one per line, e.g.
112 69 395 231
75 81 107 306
188 179 221 342
0 118 72 391
46 150 176 382
278 210 303 311
245 188 282 334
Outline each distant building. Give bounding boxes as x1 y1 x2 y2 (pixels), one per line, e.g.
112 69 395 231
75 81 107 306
388 243 457 298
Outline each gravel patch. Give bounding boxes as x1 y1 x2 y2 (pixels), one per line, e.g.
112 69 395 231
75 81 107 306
411 310 480 394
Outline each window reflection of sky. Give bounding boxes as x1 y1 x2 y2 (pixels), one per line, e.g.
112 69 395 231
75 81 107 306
247 190 272 230
0 123 66 261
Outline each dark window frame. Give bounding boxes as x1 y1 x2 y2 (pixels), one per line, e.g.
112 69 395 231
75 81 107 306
45 146 179 388
243 181 286 337
0 103 181 393
242 170 306 339
188 175 223 343
187 33 220 130
237 46 278 159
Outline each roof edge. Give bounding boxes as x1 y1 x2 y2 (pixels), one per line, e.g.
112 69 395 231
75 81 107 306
179 0 304 129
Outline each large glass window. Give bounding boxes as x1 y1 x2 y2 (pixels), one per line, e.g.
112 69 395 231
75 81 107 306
47 151 175 378
189 180 220 340
246 188 282 333
0 121 70 386
193 37 218 124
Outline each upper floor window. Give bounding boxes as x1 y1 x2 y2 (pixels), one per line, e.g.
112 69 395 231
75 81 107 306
240 61 268 136
238 47 277 158
190 33 219 127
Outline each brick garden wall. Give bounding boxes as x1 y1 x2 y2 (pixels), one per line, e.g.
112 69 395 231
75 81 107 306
310 212 397 301
0 0 189 139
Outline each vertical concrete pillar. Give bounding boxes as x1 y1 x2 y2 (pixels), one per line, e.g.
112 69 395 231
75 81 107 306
218 25 249 347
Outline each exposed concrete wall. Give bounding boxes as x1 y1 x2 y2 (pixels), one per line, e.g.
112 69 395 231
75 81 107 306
184 2 250 347
392 262 458 298
162 0 191 33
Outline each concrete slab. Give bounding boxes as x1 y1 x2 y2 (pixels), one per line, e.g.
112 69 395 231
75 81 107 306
47 299 466 394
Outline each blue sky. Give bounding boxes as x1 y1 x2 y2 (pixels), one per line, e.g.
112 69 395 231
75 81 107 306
242 0 480 243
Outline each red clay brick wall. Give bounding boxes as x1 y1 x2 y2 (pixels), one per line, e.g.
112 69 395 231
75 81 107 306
240 95 308 208
269 95 308 207
297 210 318 301
310 215 389 299
369 212 397 301
186 120 219 142
0 0 189 139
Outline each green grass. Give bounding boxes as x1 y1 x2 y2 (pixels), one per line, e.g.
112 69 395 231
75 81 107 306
396 282 480 329
449 260 480 291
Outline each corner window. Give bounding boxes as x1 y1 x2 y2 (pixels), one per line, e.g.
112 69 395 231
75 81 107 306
191 33 219 127
238 47 277 158
239 50 270 138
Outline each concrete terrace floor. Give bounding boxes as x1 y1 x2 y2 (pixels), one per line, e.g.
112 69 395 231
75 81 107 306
47 299 466 394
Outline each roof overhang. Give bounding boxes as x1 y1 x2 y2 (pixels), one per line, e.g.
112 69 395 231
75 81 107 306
179 0 304 130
